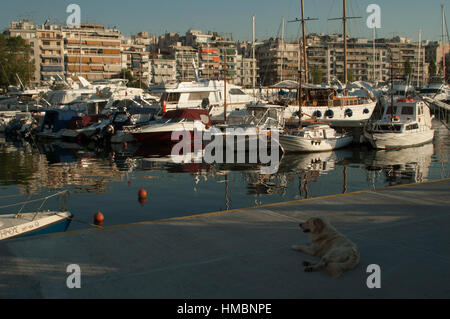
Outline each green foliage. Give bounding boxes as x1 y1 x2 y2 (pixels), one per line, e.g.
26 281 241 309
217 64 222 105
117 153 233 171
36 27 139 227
310 66 324 84
429 59 437 77
347 70 355 82
0 34 35 88
404 60 412 77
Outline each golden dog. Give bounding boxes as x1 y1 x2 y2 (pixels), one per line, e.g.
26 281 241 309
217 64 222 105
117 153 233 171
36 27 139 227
292 217 360 277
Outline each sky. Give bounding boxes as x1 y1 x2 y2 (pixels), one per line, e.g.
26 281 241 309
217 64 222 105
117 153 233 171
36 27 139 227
0 0 448 42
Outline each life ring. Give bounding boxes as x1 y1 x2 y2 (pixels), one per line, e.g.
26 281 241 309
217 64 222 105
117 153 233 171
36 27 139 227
325 109 334 118
345 108 353 117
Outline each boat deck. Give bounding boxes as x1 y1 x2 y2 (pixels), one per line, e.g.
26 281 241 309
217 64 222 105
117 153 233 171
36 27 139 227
0 179 449 298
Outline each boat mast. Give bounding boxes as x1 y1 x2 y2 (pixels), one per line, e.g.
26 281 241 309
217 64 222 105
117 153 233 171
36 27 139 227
281 16 285 82
288 0 318 128
329 0 361 86
343 0 348 84
442 4 446 83
301 0 308 83
252 15 256 101
373 17 376 82
417 29 422 87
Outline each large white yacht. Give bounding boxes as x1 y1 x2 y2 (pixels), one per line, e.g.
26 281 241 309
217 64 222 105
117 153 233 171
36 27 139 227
148 80 255 123
363 98 434 150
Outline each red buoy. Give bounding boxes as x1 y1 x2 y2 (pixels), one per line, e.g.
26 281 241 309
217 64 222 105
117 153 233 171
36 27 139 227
138 188 147 199
94 210 104 226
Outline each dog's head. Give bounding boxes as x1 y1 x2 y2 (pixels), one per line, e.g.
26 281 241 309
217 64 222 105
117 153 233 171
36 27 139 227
299 218 326 234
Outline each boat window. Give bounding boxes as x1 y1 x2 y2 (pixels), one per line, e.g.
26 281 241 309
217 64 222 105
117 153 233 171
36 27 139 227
188 92 210 101
386 106 397 115
229 88 246 95
161 92 181 103
377 124 402 132
401 106 414 115
406 123 419 130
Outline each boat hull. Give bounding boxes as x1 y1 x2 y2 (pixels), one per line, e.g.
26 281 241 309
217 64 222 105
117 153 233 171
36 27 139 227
0 211 73 241
363 129 435 150
279 134 353 153
285 101 377 127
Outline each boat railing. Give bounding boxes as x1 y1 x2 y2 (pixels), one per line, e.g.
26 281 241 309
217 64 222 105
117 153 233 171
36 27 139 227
0 190 70 220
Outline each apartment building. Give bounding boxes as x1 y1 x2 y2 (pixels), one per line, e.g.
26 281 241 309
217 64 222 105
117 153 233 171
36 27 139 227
63 24 122 81
256 38 301 86
149 58 177 84
8 20 64 84
169 43 199 82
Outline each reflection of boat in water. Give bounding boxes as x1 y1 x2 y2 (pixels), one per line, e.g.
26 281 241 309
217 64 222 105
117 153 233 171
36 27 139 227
278 150 352 174
365 143 434 184
0 191 72 240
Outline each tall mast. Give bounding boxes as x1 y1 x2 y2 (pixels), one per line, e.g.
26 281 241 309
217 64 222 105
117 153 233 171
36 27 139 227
301 0 308 83
442 4 446 83
373 18 376 82
343 0 348 84
417 29 422 87
289 1 318 83
329 0 361 85
252 15 256 101
281 16 285 82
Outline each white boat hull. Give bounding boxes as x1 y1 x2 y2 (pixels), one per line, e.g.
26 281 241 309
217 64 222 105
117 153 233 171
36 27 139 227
364 129 435 150
284 101 377 127
279 134 353 153
0 211 72 240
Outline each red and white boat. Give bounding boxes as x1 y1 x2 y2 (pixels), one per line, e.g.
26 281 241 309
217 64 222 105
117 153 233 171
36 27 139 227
131 109 211 145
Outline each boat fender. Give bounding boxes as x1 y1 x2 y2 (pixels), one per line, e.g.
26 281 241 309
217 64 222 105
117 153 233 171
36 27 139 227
313 110 322 118
345 108 353 117
325 109 334 118
363 108 370 114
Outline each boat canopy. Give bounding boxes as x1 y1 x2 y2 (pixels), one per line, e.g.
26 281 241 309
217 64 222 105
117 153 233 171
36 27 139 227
41 110 80 132
163 109 212 126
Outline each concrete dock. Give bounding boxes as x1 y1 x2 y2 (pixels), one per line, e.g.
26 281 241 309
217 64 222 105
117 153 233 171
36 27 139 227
1 179 450 299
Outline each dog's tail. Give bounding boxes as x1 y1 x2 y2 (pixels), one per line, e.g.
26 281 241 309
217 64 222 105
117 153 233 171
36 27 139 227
326 247 360 277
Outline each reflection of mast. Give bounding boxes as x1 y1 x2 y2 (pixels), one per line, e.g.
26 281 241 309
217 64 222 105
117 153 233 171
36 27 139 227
343 165 347 194
225 173 230 211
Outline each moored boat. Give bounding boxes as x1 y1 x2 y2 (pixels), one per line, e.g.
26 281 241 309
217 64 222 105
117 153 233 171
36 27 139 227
363 98 434 150
279 124 353 153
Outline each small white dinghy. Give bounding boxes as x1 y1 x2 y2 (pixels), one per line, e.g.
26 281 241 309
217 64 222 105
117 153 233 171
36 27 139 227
0 191 73 241
279 124 353 153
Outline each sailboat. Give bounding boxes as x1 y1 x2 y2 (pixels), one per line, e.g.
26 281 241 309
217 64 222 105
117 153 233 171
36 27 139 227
279 0 354 153
282 0 377 128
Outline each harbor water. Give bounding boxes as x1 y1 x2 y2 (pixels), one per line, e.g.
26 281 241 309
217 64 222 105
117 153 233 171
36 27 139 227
1 120 449 232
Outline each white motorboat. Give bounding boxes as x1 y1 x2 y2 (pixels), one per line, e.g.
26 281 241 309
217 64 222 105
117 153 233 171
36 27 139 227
279 124 353 153
363 98 435 150
0 191 73 241
149 79 255 122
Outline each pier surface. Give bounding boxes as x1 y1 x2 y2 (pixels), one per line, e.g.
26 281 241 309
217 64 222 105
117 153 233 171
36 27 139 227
1 179 450 299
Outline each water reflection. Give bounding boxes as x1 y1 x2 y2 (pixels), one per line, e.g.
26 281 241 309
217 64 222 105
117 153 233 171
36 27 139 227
365 143 434 185
0 123 447 217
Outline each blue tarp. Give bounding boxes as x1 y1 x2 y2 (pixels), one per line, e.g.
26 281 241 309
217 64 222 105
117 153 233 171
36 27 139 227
41 110 80 133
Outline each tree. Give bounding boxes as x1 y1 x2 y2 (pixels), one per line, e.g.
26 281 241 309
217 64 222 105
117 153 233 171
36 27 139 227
429 59 437 77
348 70 355 82
310 66 324 84
0 34 35 88
404 60 412 79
